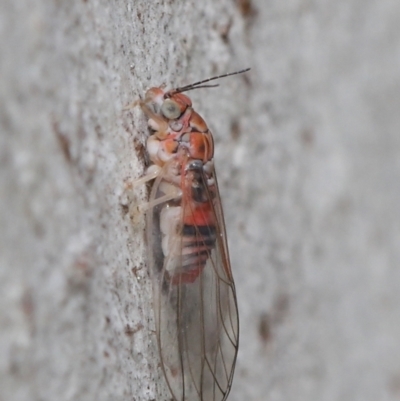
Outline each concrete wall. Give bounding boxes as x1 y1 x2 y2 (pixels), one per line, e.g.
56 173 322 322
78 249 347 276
1 0 400 400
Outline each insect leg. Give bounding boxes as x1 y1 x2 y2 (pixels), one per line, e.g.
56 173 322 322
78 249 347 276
122 165 161 219
126 165 161 190
138 187 182 212
123 99 168 133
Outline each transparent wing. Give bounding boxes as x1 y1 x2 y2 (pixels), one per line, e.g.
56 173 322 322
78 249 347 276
146 160 239 401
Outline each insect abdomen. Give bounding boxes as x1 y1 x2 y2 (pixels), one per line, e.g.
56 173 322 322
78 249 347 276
171 224 216 285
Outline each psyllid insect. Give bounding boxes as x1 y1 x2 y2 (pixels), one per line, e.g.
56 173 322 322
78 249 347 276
129 68 250 401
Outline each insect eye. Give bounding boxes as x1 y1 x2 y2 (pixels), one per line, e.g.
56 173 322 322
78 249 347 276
161 99 181 119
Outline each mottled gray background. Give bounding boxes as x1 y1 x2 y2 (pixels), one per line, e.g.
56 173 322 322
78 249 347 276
1 0 400 400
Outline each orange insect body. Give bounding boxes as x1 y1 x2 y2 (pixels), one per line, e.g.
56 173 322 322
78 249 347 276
142 87 214 167
132 69 249 401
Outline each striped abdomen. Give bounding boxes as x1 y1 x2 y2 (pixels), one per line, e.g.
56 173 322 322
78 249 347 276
170 224 216 285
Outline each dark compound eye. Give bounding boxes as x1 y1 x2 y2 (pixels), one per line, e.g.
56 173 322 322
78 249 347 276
161 98 181 119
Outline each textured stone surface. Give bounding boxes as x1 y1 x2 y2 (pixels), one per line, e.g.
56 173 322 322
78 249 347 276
1 0 400 400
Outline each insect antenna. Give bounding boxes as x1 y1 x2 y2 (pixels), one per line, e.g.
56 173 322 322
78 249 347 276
174 68 250 94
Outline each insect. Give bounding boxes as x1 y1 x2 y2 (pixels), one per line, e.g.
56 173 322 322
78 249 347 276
128 68 250 401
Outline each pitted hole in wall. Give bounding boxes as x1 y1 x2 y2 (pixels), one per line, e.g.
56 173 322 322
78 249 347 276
236 0 257 19
258 293 290 344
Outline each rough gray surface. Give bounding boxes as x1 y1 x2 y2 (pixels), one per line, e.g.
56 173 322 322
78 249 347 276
1 0 400 400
